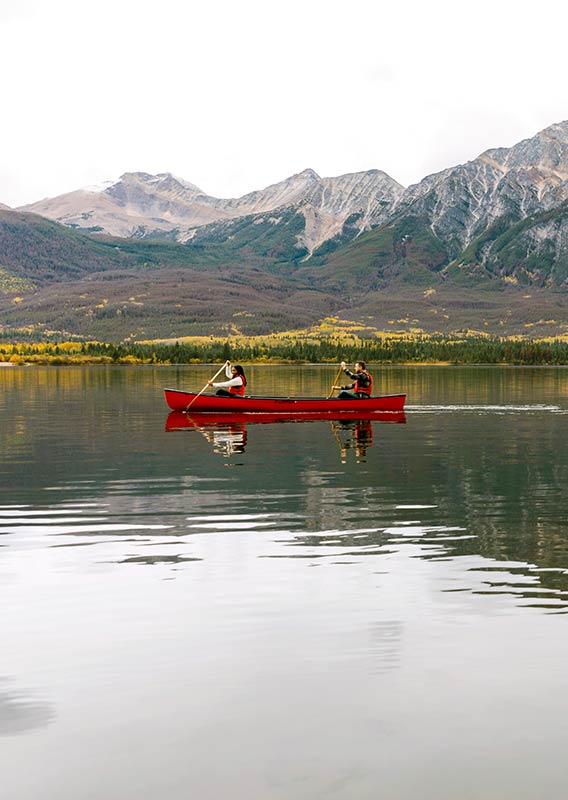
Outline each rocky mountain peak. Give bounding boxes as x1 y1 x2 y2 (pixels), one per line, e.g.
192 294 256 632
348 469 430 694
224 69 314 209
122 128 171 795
538 119 568 141
13 119 568 258
107 172 204 203
215 168 326 216
295 168 321 181
393 119 568 252
480 120 568 175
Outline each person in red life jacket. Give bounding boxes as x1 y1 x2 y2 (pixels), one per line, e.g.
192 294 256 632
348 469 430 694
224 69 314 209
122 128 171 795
208 361 247 398
337 360 372 399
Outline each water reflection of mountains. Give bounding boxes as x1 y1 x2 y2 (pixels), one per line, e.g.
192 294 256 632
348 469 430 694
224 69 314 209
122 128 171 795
3 381 566 613
165 408 568 608
22 500 566 612
165 410 406 459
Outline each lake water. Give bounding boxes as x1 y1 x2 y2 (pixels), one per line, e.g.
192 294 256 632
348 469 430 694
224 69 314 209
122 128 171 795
1 365 567 800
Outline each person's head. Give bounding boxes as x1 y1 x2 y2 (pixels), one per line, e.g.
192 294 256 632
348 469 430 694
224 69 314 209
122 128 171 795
355 360 366 371
231 364 246 379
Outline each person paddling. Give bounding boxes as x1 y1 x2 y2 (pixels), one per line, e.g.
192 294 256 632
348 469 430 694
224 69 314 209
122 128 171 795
337 360 372 399
207 361 247 398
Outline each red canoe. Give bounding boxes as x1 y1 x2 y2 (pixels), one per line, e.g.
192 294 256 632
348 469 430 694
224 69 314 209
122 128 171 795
164 388 406 414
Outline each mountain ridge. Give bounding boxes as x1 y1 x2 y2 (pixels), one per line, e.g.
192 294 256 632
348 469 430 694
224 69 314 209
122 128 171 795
19 167 404 253
3 120 568 340
16 120 568 264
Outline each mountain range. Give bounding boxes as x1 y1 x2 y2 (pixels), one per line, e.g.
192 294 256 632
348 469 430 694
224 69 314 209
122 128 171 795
2 120 568 340
18 168 404 256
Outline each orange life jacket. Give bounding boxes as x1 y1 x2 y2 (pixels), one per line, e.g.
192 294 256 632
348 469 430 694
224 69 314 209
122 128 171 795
229 375 246 396
354 370 372 396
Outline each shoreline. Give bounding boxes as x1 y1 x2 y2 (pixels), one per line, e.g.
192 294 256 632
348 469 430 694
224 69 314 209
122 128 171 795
2 360 568 368
3 335 568 367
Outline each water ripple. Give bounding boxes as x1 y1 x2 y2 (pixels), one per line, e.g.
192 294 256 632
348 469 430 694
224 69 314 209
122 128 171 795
2 498 567 611
0 681 56 736
407 404 565 414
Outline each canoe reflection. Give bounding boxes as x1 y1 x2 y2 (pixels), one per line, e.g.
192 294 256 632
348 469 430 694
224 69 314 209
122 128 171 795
165 410 405 459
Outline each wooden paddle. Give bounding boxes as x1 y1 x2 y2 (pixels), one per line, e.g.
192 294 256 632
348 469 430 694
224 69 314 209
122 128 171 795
185 362 228 411
327 364 344 399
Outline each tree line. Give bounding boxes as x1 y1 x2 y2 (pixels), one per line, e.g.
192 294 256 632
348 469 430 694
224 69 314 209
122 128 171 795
2 336 568 365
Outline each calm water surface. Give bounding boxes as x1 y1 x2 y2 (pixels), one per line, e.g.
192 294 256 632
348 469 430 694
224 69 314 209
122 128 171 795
1 365 567 800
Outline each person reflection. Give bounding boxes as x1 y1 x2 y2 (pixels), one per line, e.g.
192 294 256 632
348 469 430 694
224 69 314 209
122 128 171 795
332 419 373 463
200 422 248 457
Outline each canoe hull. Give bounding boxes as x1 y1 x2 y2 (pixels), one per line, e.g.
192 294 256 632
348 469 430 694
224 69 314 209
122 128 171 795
164 388 406 414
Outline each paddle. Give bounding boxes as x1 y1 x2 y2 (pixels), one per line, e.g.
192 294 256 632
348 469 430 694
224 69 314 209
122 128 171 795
327 363 344 399
185 362 228 411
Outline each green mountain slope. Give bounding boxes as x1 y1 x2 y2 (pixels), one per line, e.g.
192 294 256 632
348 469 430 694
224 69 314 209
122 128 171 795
189 207 308 267
2 204 568 341
0 210 136 283
301 215 450 292
0 210 337 339
455 201 568 286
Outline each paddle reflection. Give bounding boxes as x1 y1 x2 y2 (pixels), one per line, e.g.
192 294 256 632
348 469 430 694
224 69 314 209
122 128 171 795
165 410 405 459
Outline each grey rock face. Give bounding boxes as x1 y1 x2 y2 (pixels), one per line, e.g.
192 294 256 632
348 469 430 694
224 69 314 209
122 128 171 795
14 120 568 266
394 120 568 254
17 167 404 250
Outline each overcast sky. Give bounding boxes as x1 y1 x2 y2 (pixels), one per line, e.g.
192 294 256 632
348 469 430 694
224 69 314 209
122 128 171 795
1 0 567 207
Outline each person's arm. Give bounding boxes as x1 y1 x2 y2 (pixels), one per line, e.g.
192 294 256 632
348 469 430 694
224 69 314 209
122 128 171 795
337 361 354 389
208 361 232 388
212 376 243 389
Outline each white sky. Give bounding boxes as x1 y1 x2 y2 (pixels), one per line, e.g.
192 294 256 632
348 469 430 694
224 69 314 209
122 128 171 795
1 0 567 207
